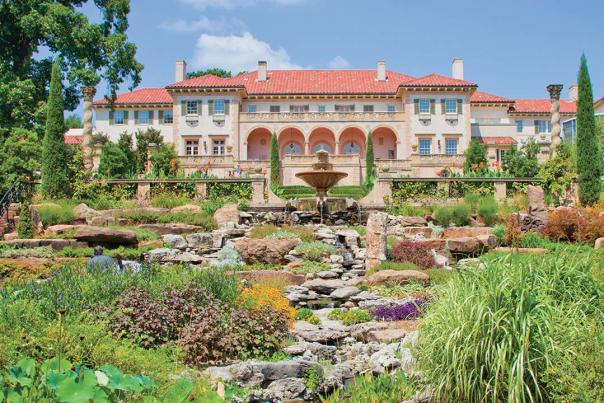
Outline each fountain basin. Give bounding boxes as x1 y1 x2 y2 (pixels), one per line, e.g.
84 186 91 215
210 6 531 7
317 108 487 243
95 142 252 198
295 171 348 196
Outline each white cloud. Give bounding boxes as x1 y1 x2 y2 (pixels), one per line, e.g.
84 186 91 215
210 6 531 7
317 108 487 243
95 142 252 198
328 56 350 69
193 32 302 72
179 0 307 10
159 16 246 33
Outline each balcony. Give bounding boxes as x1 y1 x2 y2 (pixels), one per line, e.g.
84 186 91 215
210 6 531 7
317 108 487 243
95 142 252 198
239 111 406 123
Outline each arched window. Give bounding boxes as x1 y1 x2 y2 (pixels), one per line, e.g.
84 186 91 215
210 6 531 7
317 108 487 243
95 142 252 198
313 143 332 153
284 143 303 155
342 142 360 154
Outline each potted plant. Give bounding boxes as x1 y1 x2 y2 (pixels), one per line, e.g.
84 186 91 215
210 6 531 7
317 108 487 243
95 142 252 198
412 144 418 152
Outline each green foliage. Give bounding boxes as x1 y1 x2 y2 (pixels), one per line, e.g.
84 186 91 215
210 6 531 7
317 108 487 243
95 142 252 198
150 144 179 177
40 59 70 198
0 128 41 194
303 366 322 392
294 242 336 261
64 114 82 129
477 197 498 226
327 308 371 325
17 200 34 239
270 132 280 186
250 224 315 242
369 261 420 274
97 142 132 178
365 131 374 181
296 308 321 325
502 137 540 177
288 261 331 275
0 0 142 131
207 182 252 202
35 202 76 226
519 231 550 248
463 140 488 174
539 142 574 205
135 128 164 174
187 68 233 79
328 185 366 200
391 180 444 203
451 203 471 226
492 224 506 245
272 185 314 199
576 54 602 205
149 193 191 209
418 251 604 402
116 209 216 231
117 131 138 175
322 371 415 403
433 206 453 227
463 192 480 212
386 201 431 217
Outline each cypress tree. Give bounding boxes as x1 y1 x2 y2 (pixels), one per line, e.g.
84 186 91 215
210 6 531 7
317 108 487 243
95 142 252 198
365 131 375 181
17 199 34 239
270 131 280 186
576 54 601 205
40 59 70 198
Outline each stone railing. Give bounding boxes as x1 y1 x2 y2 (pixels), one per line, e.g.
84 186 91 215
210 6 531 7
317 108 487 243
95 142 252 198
239 111 406 123
106 177 266 205
178 155 235 167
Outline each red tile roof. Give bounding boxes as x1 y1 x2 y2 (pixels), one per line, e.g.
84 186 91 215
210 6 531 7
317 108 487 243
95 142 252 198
398 73 476 88
477 136 517 145
511 99 577 114
93 88 172 105
471 90 513 103
64 135 84 145
168 70 417 94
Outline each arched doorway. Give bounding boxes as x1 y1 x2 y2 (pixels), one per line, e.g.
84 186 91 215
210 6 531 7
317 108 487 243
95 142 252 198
371 127 398 159
279 127 305 157
309 128 336 155
246 127 272 160
339 127 366 156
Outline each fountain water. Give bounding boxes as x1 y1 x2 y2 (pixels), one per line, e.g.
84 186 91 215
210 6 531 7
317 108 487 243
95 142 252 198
295 150 348 220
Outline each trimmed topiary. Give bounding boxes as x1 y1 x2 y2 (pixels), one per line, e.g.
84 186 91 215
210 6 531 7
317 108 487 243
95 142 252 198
17 199 34 239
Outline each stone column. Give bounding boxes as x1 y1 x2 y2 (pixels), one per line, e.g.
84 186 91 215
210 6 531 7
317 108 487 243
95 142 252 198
137 183 150 202
365 212 388 271
304 142 310 155
494 181 507 202
250 175 265 205
547 84 563 157
92 144 103 171
195 182 208 199
81 86 96 169
146 143 159 173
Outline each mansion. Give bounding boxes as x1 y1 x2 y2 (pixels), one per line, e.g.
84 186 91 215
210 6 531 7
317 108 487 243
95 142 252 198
85 59 602 185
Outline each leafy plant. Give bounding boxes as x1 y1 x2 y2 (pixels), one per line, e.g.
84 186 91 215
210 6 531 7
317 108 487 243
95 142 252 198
327 308 371 325
542 207 604 244
503 215 522 247
17 199 34 238
97 142 132 179
250 224 315 242
391 240 436 269
463 140 488 174
433 206 453 227
492 224 506 245
451 203 471 226
464 193 480 212
372 298 428 321
477 196 498 226
322 371 414 403
35 203 76 226
294 242 336 262
296 308 321 325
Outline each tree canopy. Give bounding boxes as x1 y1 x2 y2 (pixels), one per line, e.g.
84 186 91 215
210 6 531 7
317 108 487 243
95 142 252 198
463 140 488 174
65 114 82 129
502 137 540 177
0 0 143 132
186 68 247 79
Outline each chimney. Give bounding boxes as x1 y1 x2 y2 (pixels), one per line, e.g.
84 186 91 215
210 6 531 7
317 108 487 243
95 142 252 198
452 58 464 80
377 60 387 81
175 60 187 82
257 61 267 81
568 84 578 101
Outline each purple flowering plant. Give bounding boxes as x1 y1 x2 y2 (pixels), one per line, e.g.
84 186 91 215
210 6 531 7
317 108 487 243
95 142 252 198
371 298 429 321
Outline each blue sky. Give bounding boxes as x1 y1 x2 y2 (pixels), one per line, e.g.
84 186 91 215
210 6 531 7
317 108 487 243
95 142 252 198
85 0 603 101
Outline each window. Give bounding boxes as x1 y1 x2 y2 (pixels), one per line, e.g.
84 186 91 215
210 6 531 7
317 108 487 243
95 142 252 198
536 120 552 133
445 139 458 155
114 111 125 125
387 105 396 113
335 104 355 112
318 105 326 113
445 99 457 114
290 105 308 113
214 100 225 115
185 140 199 156
138 110 149 124
419 99 430 114
248 105 257 113
186 101 198 115
496 149 506 162
313 143 332 153
270 105 280 113
342 142 360 154
363 105 374 112
516 120 523 133
419 139 431 155
284 143 302 155
213 139 225 155
163 110 173 124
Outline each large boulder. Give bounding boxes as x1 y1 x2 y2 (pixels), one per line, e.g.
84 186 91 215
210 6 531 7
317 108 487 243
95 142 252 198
73 203 98 219
266 378 306 401
365 269 430 286
301 278 362 294
291 321 349 344
400 227 433 239
595 237 604 250
213 203 240 227
45 224 82 236
185 233 214 252
73 226 137 247
233 238 300 264
137 223 205 235
440 227 491 239
397 216 428 227
365 212 388 271
145 248 203 264
162 234 187 249
446 237 481 254
4 238 87 250
527 185 546 212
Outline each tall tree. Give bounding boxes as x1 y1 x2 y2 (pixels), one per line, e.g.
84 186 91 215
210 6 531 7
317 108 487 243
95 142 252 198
40 59 70 198
0 128 41 194
270 132 280 186
463 140 488 174
576 54 601 205
0 0 143 132
365 132 375 181
187 68 232 79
